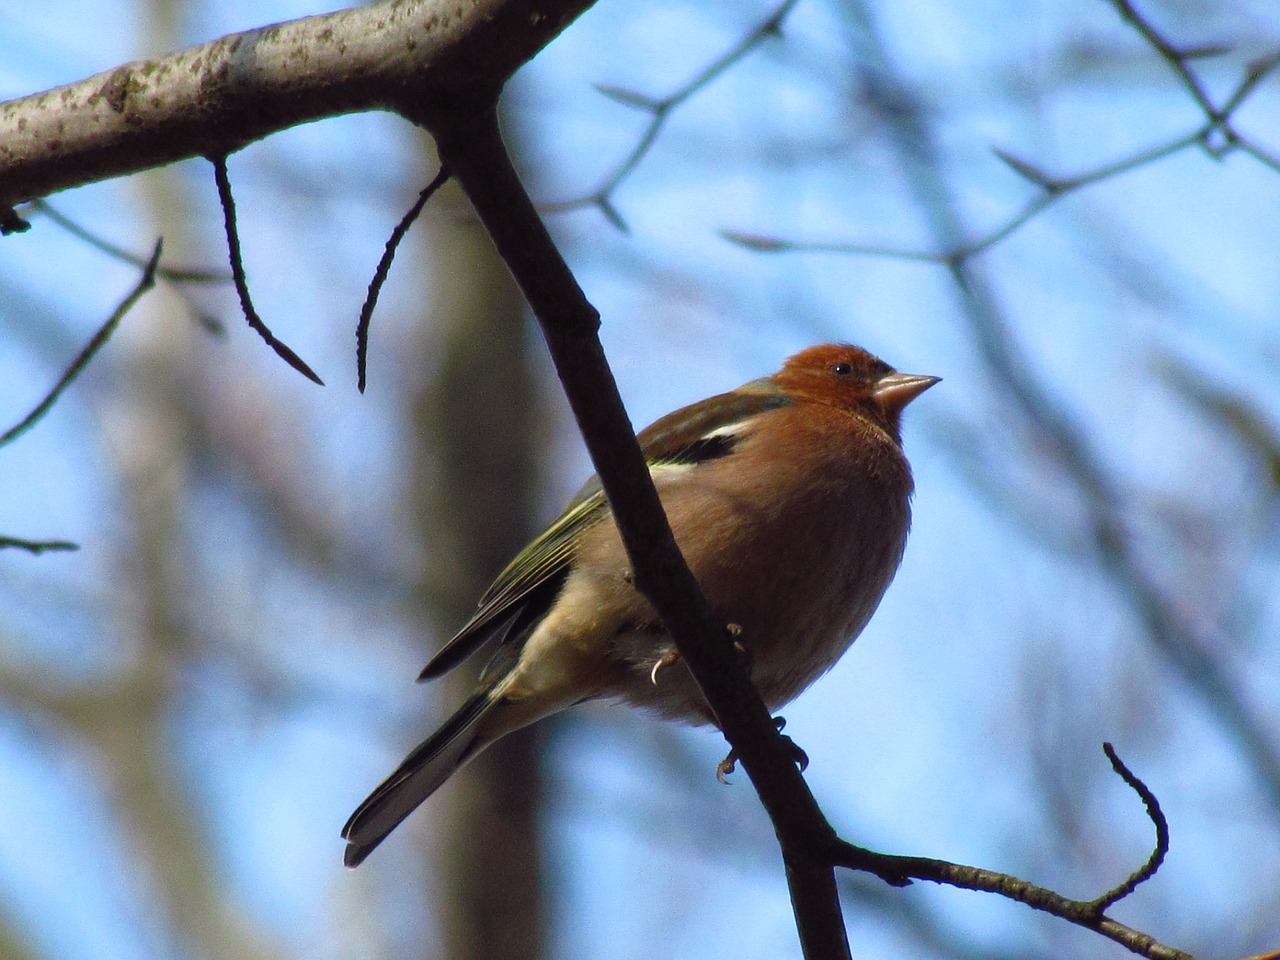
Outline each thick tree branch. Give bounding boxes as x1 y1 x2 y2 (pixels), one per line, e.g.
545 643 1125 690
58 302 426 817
0 0 596 212
414 101 856 960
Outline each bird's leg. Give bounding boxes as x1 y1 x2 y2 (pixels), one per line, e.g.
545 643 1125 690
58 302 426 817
716 716 809 783
715 623 752 782
716 750 737 783
651 622 744 686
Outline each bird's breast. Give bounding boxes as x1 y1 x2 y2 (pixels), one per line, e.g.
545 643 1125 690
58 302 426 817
600 405 914 721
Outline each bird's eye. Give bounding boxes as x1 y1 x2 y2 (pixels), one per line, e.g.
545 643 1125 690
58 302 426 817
830 361 853 376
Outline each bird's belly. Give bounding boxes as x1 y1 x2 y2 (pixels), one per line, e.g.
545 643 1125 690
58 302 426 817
602 476 909 724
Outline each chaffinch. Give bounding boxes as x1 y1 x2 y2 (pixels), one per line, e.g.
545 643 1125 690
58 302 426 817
343 343 937 866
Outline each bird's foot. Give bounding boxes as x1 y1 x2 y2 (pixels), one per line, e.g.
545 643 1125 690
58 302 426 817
651 624 743 686
649 649 682 685
769 716 810 772
715 716 808 783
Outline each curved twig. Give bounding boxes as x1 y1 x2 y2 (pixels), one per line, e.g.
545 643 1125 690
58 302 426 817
210 154 324 385
1089 742 1169 913
356 164 451 392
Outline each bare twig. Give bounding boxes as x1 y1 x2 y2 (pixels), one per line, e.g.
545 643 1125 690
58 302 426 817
1108 0 1218 120
721 229 949 262
723 125 1209 264
726 4 1280 265
831 839 1196 960
545 0 799 229
1 240 162 448
1088 742 1169 913
356 164 451 392
0 536 79 554
29 199 229 283
829 745 1185 960
28 198 229 334
1106 0 1280 166
210 155 324 385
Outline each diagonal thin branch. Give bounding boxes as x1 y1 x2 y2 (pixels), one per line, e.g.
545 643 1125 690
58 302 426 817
29 199 230 283
27 198 230 334
1 240 162 449
725 10 1280 267
830 743 1188 960
724 125 1208 265
1108 0 1218 120
831 839 1196 960
1108 0 1280 169
414 99 854 960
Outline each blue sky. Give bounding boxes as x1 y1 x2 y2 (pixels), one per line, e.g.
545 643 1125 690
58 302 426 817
3 1 1280 958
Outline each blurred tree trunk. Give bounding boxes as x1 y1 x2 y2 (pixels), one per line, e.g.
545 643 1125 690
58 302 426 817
70 1 279 958
408 107 548 960
0 913 36 960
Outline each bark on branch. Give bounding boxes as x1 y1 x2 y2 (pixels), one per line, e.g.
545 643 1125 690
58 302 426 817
0 0 595 211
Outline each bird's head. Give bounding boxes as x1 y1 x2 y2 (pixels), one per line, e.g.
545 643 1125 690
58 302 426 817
772 344 939 441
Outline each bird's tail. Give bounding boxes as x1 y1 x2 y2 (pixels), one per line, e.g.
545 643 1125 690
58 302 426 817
342 691 497 867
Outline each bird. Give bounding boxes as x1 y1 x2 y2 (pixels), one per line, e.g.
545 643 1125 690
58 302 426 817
342 343 937 866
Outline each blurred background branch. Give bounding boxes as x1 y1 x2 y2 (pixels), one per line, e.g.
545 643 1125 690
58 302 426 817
2 0 1279 959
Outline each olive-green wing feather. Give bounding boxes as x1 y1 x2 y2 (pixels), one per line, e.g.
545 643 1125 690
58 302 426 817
417 489 606 680
417 384 792 681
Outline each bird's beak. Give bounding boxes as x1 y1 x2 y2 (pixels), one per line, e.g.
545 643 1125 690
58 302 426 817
874 372 940 414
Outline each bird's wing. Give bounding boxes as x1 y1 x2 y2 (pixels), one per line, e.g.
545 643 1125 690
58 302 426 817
636 378 789 466
417 490 605 680
416 385 793 681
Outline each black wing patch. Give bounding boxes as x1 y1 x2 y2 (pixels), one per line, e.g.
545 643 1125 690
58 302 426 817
657 432 739 466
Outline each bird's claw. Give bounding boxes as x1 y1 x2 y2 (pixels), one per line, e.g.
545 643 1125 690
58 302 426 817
783 735 810 772
770 716 810 771
715 716 808 783
649 649 682 685
726 624 752 674
651 625 743 686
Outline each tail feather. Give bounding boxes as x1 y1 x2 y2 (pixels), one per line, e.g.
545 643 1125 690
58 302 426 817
342 691 496 867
